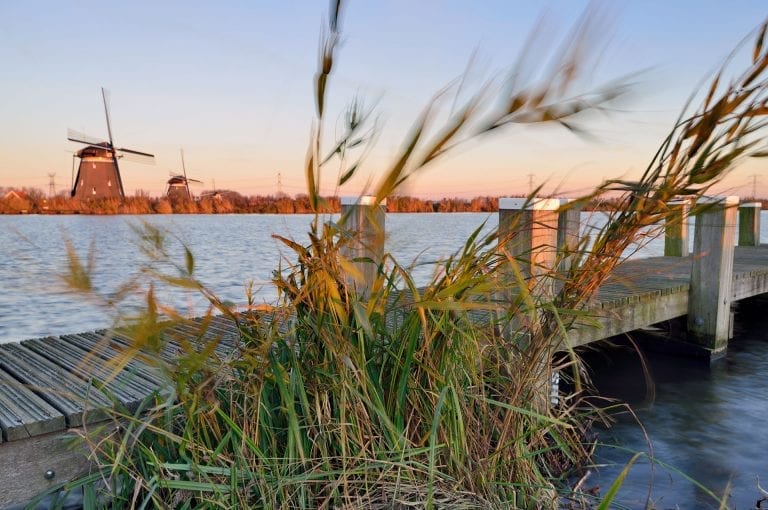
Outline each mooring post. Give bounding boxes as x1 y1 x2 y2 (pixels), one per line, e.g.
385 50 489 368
556 198 582 272
498 197 561 292
738 202 762 246
687 195 738 358
498 197 561 412
664 198 691 257
340 196 386 298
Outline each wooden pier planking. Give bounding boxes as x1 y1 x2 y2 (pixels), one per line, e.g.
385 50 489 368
169 320 240 354
567 245 768 347
0 342 112 427
22 337 163 413
0 313 247 507
60 332 168 387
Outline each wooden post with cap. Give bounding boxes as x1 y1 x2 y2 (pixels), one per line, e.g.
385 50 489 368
665 198 691 257
340 196 386 297
687 195 738 358
738 202 762 246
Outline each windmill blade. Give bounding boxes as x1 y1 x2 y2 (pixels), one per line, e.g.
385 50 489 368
180 149 191 197
180 148 187 177
115 148 155 164
115 147 155 158
187 178 203 184
67 128 107 147
102 87 114 146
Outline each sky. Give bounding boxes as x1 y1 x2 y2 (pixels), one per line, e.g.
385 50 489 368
0 0 767 199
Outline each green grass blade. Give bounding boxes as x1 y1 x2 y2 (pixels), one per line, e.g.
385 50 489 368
596 453 642 510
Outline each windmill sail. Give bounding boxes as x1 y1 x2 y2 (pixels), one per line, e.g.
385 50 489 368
67 128 107 147
68 88 155 199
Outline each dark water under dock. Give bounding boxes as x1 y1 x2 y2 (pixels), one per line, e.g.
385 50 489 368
587 297 768 509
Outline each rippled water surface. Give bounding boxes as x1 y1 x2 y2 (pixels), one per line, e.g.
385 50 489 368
0 213 503 342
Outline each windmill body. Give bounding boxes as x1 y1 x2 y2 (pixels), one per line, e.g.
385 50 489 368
166 149 202 201
72 143 124 199
68 88 154 199
166 175 194 201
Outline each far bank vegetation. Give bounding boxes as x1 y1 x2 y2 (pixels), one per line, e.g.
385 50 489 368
0 189 503 215
4 188 759 215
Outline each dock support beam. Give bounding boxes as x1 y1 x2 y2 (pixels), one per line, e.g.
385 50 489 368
340 196 386 298
738 202 762 246
665 199 691 257
687 196 738 358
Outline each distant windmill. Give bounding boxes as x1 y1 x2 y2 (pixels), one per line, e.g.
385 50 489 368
67 87 155 199
166 149 202 201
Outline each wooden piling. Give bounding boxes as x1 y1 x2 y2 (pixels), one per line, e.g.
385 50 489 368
687 196 738 358
498 197 561 412
556 198 581 272
340 196 386 297
498 197 560 291
738 202 762 246
664 198 691 257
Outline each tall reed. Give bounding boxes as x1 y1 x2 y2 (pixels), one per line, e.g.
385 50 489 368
62 4 768 509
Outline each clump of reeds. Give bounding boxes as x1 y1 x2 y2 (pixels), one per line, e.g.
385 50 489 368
60 4 768 509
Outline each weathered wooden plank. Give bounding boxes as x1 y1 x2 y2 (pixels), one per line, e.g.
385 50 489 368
0 343 111 427
22 338 161 413
0 367 65 441
566 289 690 348
732 271 768 301
185 315 243 344
0 428 95 508
109 329 187 364
60 333 166 387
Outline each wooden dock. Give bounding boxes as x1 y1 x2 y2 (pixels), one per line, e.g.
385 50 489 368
0 316 245 508
568 245 768 346
1 196 766 507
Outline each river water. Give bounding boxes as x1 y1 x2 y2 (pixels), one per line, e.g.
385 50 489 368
0 211 766 507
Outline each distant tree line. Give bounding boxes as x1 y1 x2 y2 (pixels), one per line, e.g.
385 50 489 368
0 186 764 215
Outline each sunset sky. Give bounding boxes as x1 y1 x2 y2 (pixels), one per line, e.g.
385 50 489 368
1 1 766 199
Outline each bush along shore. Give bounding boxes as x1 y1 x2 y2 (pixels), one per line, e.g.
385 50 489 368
0 192 500 215
46 4 768 509
4 191 714 215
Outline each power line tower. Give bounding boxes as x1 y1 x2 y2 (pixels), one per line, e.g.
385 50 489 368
527 173 534 195
277 172 283 196
48 172 56 197
748 174 761 199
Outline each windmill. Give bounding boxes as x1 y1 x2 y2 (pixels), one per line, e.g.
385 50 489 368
68 88 155 199
166 149 203 201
